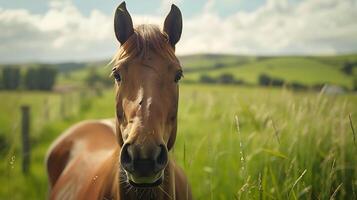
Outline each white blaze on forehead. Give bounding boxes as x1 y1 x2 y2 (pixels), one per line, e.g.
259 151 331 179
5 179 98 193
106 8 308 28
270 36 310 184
136 86 152 119
145 97 152 118
136 87 144 105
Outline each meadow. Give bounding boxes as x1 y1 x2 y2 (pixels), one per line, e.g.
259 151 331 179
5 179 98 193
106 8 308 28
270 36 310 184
0 84 356 199
180 55 357 89
0 54 356 199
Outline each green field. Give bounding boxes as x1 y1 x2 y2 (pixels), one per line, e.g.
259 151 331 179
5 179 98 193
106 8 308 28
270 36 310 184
1 53 357 199
0 84 356 199
180 55 357 89
50 54 357 90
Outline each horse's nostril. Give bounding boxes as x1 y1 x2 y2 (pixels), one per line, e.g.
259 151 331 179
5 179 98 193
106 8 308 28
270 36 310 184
121 143 168 175
120 143 133 171
156 144 168 167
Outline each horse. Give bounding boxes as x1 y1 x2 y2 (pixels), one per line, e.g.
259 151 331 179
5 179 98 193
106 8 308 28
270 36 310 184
45 2 192 199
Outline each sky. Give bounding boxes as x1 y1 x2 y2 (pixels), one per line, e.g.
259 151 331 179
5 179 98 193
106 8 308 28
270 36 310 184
0 0 357 63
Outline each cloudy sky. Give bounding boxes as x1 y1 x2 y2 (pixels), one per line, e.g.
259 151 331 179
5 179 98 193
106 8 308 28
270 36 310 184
0 0 357 63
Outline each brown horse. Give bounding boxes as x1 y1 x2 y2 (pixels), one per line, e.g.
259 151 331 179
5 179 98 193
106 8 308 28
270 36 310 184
46 2 192 199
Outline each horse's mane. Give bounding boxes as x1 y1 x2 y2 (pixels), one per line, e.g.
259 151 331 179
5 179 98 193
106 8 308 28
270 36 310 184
111 24 179 69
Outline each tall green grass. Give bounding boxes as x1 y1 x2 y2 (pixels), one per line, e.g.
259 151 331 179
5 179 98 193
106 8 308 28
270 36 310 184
0 91 89 199
175 85 357 199
0 85 356 199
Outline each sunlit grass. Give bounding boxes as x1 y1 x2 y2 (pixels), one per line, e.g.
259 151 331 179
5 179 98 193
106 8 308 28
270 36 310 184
0 84 356 199
184 57 354 89
174 85 357 199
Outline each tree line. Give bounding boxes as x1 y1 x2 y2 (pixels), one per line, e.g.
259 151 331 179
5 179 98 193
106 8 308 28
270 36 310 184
0 66 57 91
198 73 356 91
341 61 356 75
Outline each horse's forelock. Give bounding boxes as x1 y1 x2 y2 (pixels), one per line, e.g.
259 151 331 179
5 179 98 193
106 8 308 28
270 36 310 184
111 24 179 70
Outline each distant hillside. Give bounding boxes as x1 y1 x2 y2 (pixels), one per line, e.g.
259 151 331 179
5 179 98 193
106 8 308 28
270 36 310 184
1 53 356 89
0 61 109 72
178 54 357 89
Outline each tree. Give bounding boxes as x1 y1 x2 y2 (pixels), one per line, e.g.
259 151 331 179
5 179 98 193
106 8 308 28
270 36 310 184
85 68 113 88
199 74 216 84
214 62 224 68
24 66 57 90
218 73 235 84
24 68 38 90
271 78 285 87
0 72 3 90
37 66 57 90
258 74 271 86
341 62 354 75
289 82 308 91
85 68 102 87
2 67 20 90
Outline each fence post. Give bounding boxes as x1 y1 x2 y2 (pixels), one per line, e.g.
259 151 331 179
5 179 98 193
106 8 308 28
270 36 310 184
21 105 30 175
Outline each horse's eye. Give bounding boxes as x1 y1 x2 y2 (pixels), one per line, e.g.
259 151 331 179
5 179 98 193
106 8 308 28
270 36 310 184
113 72 121 82
174 70 183 83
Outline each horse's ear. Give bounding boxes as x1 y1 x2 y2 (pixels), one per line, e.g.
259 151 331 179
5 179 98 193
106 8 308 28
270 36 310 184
163 4 183 47
114 2 134 45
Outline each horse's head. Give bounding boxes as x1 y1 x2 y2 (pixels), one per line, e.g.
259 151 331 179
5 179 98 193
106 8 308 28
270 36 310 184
112 2 183 188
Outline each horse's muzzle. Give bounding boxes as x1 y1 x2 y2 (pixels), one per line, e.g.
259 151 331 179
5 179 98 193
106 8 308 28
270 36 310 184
127 170 164 188
120 143 168 187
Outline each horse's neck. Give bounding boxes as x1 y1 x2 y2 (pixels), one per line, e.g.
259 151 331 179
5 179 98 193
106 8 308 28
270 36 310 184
78 148 120 199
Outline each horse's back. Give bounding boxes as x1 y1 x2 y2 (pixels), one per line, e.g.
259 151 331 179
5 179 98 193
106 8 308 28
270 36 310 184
46 119 118 199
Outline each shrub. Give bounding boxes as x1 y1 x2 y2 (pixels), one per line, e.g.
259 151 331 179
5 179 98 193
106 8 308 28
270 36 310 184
341 62 354 75
258 74 286 87
0 73 3 90
258 73 271 86
86 68 102 87
234 79 245 85
214 63 224 68
311 83 325 91
289 82 308 91
85 68 114 88
217 73 235 84
271 78 285 87
199 74 216 84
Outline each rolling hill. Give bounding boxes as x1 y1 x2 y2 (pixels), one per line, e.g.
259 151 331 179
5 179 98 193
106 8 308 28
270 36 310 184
1 53 356 89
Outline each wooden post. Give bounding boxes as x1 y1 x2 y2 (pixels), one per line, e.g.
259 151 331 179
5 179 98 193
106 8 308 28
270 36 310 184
21 105 30 174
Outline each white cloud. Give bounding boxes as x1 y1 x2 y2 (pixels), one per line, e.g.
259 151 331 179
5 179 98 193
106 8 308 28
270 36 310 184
0 1 165 63
159 0 183 13
176 0 357 55
0 1 115 63
0 0 357 63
